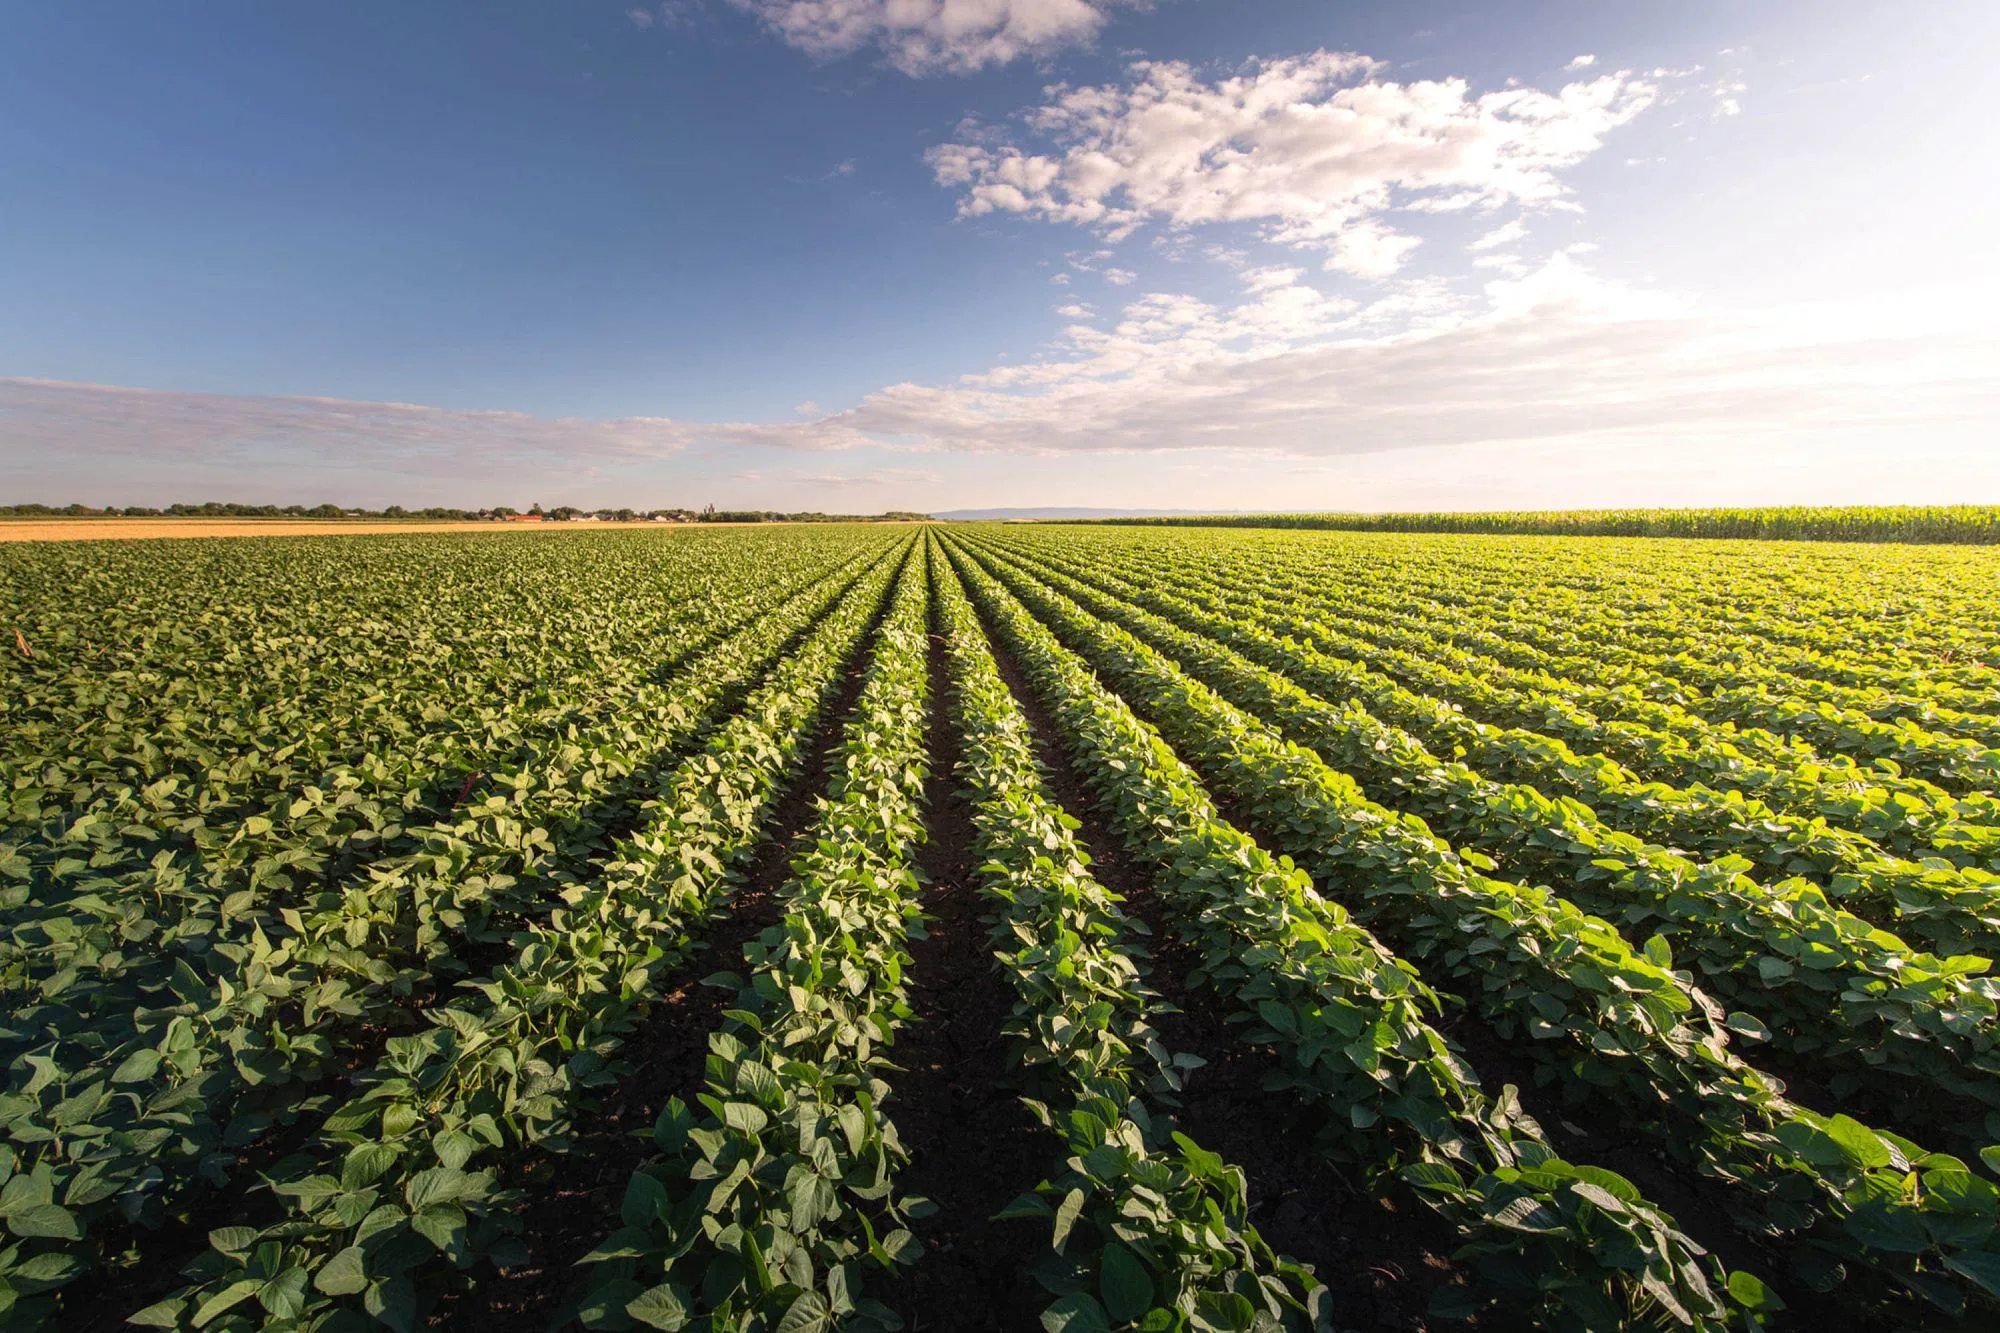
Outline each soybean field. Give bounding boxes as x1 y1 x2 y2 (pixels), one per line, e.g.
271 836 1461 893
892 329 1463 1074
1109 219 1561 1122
5 523 2000 1333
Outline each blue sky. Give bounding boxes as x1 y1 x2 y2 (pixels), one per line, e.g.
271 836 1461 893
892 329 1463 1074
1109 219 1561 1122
4 0 1995 513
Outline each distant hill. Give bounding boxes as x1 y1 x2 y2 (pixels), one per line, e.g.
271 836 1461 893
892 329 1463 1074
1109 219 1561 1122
932 507 1235 521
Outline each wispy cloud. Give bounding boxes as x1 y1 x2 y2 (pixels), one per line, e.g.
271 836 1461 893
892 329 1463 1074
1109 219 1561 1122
19 260 1989 483
0 378 698 474
729 0 1142 76
768 260 1993 458
627 1 704 30
1469 218 1528 251
798 466 942 486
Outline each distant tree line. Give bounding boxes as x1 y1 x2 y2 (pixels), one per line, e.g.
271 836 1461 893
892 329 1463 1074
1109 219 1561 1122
0 502 934 523
695 510 934 523
0 502 488 519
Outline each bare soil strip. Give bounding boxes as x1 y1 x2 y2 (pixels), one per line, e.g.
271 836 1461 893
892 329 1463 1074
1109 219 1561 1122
875 597 1050 1329
436 571 907 1330
60 567 902 1331
961 567 1474 1330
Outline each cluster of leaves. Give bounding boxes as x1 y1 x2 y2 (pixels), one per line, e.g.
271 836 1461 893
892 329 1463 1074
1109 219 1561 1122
120 542 911 1332
960 541 2000 1319
1198 518 2000 694
577 555 935 1332
932 543 1332 1332
113 543 908 1332
1443 564 2000 743
1005 529 2000 880
1173 533 2000 794
944 541 1748 1332
972 541 2000 1146
0 532 873 903
1193 564 2000 900
0 531 903 1325
1254 575 2000 875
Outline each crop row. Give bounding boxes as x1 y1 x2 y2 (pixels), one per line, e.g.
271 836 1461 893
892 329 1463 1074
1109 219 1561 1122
7 522 1998 1330
930 540 1333 1331
948 535 2000 1321
999 528 2000 793
4 536 911 1327
0 532 881 898
0 536 884 965
572 544 934 1332
961 537 2000 1136
1185 524 2000 686
1023 522 2000 716
1280 543 2000 721
993 531 2000 876
940 539 1754 1330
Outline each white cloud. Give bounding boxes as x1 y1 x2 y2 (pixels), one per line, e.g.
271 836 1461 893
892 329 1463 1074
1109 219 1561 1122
1240 264 1303 292
12 267 1994 496
1567 53 1598 70
1469 218 1527 251
734 260 2000 459
931 51 1658 265
1102 266 1137 284
1326 220 1420 278
730 0 1139 76
1708 71 1748 119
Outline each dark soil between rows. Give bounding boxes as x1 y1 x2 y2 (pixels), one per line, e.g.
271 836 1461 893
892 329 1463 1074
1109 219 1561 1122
58 567 905 1333
445 552 894 990
872 590 1050 1329
1432 1004 1969 1331
964 536 1977 1332
946 538 1478 1330
430 561 906 1332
